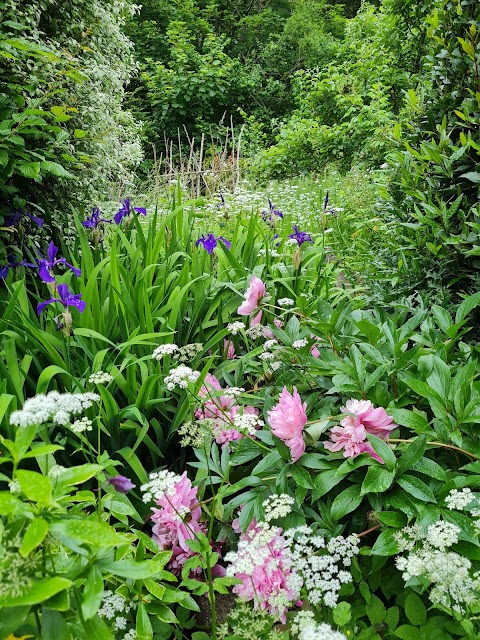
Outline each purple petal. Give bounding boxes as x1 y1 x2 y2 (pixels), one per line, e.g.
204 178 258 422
108 475 135 493
114 210 124 225
217 236 231 250
27 213 44 228
47 241 58 264
37 297 59 315
134 207 147 216
38 261 55 283
0 266 9 278
64 262 81 277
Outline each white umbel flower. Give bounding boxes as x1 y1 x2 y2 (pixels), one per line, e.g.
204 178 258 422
299 623 346 640
70 417 93 433
445 488 476 511
263 494 295 521
89 371 114 384
292 338 308 349
227 321 245 335
164 365 200 390
140 470 180 503
152 344 178 360
278 298 295 307
10 391 99 428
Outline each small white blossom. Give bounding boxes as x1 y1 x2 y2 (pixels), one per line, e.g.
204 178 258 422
164 365 200 390
292 338 308 349
10 391 99 428
123 631 136 640
270 361 282 371
291 610 315 635
8 479 21 494
259 351 275 361
426 521 460 551
98 590 131 620
263 339 278 350
233 413 264 436
246 325 264 339
114 616 127 631
70 417 93 433
140 470 180 503
445 488 476 510
227 321 245 335
263 494 295 521
175 343 203 362
278 298 295 307
299 623 346 640
152 344 178 360
223 387 245 398
88 371 114 384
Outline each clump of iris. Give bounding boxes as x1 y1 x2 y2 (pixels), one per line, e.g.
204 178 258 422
196 233 231 254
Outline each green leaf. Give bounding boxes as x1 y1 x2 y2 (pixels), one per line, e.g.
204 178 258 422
404 592 427 625
53 464 103 487
82 615 114 640
460 171 480 183
74 129 88 138
397 436 427 475
394 625 423 640
366 594 386 625
98 557 171 579
397 475 437 503
361 466 395 494
366 434 396 471
41 160 74 178
331 485 363 520
0 492 28 515
136 603 153 640
0 577 72 607
51 519 130 547
17 470 53 504
375 511 408 528
19 517 49 557
41 609 71 640
370 529 400 556
455 291 480 324
17 161 40 179
82 566 103 619
333 601 351 625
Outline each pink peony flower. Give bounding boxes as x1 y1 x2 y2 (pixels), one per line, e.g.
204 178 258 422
227 521 301 623
324 399 396 463
341 398 396 439
151 472 205 573
237 276 266 315
267 386 307 463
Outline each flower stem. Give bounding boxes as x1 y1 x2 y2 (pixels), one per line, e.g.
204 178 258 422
387 438 480 460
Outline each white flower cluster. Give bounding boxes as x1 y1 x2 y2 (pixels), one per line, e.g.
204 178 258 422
284 527 359 608
263 494 295 521
122 631 136 640
291 610 315 635
246 325 264 339
227 321 246 335
232 413 264 436
395 519 480 613
9 480 21 494
292 338 308 349
299 623 347 640
164 365 200 390
98 590 132 632
445 488 476 511
263 339 278 350
270 361 282 371
259 351 275 361
88 371 114 384
278 298 295 307
223 387 245 398
140 470 180 503
10 391 100 428
70 417 93 434
152 344 178 360
178 419 214 448
174 343 203 362
225 522 281 575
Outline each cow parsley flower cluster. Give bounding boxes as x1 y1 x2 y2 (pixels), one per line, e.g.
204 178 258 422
290 610 316 635
278 298 295 307
263 339 278 350
395 520 480 613
98 590 132 632
10 391 100 427
233 412 264 436
246 325 265 339
227 321 246 334
292 338 308 349
263 494 295 521
152 343 178 360
223 387 245 398
88 371 114 384
177 419 214 448
140 470 180 503
164 365 200 390
299 623 347 640
70 417 93 433
174 343 203 362
284 527 358 608
260 351 276 361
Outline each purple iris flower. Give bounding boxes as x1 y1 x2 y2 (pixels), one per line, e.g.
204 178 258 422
5 208 44 229
288 225 313 246
81 207 112 229
323 191 329 211
36 241 81 283
196 233 231 254
0 254 37 279
108 475 135 493
114 198 147 225
262 199 283 222
37 283 86 316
